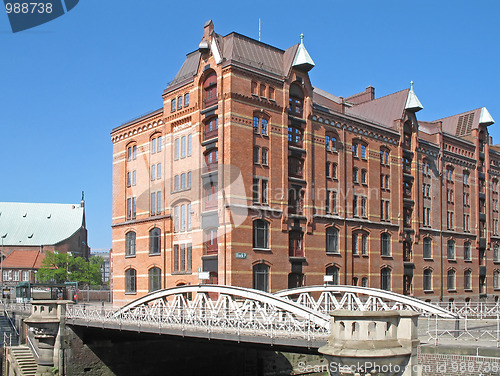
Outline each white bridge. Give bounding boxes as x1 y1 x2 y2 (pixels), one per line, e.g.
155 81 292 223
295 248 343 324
65 285 457 349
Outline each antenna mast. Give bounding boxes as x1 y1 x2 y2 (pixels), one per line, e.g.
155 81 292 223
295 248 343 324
259 18 261 41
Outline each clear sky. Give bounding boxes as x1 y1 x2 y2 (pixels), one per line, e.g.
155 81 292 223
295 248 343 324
1 0 499 250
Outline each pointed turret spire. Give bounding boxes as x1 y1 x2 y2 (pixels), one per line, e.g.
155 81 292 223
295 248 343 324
292 33 315 72
479 107 495 126
405 81 423 112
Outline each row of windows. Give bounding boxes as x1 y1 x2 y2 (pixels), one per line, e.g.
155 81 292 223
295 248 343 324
352 168 367 184
253 147 269 165
150 135 162 154
173 203 192 232
150 191 162 216
2 270 30 282
352 143 367 159
174 134 192 160
127 170 136 187
151 163 162 181
251 81 276 100
174 172 192 191
252 178 268 205
125 267 161 294
125 228 161 257
171 93 190 112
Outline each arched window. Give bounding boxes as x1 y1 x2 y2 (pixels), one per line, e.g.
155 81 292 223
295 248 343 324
125 231 136 257
381 267 391 291
203 71 217 108
423 237 432 259
326 265 339 285
464 269 472 290
380 147 390 166
127 142 137 162
289 83 304 117
204 116 218 140
447 269 456 291
149 227 161 254
253 113 269 136
326 227 339 254
463 170 470 185
381 233 391 256
494 245 499 262
253 263 269 292
148 267 161 292
204 148 218 172
125 268 137 294
424 269 433 291
447 240 455 260
173 203 192 233
494 270 500 290
464 242 471 261
325 133 338 152
253 219 269 249
361 277 368 287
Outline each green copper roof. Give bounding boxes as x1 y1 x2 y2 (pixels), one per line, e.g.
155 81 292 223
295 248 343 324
292 34 315 72
0 202 85 246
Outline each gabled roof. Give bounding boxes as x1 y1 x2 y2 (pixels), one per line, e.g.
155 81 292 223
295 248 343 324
435 107 495 137
0 202 85 246
2 250 44 269
345 89 410 128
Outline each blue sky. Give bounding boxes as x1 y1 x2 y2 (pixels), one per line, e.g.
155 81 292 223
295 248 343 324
1 0 499 250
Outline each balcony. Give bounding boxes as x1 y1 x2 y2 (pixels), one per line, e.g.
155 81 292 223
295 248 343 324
203 96 218 109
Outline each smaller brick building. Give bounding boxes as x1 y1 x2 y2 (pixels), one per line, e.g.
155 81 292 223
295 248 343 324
0 200 89 294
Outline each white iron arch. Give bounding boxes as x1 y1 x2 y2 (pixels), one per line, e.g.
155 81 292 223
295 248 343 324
274 285 458 318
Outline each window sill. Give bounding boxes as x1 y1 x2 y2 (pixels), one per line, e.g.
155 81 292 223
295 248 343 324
172 271 192 275
381 255 393 259
423 258 433 261
125 292 137 295
149 252 161 257
326 252 341 256
362 254 369 257
448 259 457 262
125 255 136 258
353 254 360 257
464 289 473 292
447 289 457 293
253 248 272 253
423 290 434 294
464 259 472 263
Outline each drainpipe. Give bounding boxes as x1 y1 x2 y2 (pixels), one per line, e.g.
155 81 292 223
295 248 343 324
343 124 348 285
220 71 227 285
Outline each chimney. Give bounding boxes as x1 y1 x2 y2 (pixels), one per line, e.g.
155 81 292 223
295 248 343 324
204 20 214 40
366 86 375 100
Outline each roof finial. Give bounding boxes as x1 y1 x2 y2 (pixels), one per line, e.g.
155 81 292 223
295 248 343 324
300 33 304 44
410 81 414 91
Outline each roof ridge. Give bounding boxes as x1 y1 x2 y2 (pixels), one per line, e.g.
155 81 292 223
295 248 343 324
352 88 409 106
434 107 483 122
223 32 286 54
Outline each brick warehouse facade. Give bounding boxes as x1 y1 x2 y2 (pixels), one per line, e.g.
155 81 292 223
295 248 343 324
110 21 500 307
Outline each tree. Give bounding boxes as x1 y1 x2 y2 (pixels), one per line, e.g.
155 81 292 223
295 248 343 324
37 251 103 286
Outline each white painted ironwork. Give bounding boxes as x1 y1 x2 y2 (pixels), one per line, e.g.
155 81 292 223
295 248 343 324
66 285 331 346
274 285 458 318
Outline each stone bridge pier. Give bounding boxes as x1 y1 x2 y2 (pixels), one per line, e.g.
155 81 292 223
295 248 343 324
319 310 420 376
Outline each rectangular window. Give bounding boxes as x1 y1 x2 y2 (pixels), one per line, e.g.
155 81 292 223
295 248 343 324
157 163 161 179
261 119 268 136
181 136 186 158
151 164 156 181
353 168 358 183
360 144 366 159
180 244 186 271
262 148 268 165
151 192 156 215
174 206 179 232
352 143 358 157
174 139 179 160
353 195 358 217
178 95 183 109
353 234 358 255
133 145 137 160
253 147 259 164
184 93 190 107
22 271 29 282
262 180 268 204
2 271 8 282
187 203 192 231
187 134 192 156
174 245 179 271
187 244 192 271
157 191 161 214
157 136 162 152
253 178 259 203
128 147 132 162
326 190 330 213
181 173 186 189
171 98 176 112
127 198 132 219
174 175 179 191
181 204 186 231
361 197 367 217
132 197 136 219
362 234 368 255
253 117 259 134
326 162 331 178
332 164 337 179
127 172 131 187
331 191 337 214
151 138 156 154
132 170 136 186
187 172 192 188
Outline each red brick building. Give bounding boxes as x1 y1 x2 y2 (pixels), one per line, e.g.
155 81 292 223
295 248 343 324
111 21 499 306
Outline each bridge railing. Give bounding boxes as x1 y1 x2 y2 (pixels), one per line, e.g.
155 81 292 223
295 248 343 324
421 315 500 348
65 304 330 343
